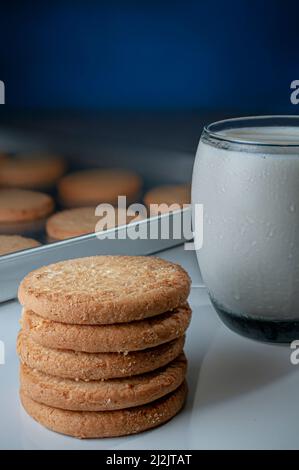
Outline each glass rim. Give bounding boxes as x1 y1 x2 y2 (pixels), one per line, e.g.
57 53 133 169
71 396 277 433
204 115 299 147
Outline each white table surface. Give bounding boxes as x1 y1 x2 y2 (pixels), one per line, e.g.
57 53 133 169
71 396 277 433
0 245 297 450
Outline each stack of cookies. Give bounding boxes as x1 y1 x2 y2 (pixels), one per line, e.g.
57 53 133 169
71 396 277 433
17 256 191 439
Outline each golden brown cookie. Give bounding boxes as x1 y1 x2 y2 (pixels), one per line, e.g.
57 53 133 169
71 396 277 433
18 256 191 325
21 304 191 352
58 168 142 207
0 189 54 223
0 154 65 189
0 219 47 236
17 332 185 380
20 354 187 411
0 235 40 256
144 184 191 215
46 206 142 241
20 381 187 438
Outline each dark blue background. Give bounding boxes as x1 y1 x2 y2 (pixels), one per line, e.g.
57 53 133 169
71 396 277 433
0 0 298 112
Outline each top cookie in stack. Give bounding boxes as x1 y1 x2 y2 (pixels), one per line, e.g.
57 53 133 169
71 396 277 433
18 256 190 325
17 255 191 439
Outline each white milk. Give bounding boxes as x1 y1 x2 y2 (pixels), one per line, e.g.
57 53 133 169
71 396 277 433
192 126 299 320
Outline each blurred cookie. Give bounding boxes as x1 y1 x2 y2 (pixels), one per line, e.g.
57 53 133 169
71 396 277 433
20 381 187 438
21 304 191 352
18 256 191 324
17 332 185 380
0 189 54 223
0 235 40 256
20 354 187 411
0 154 65 189
46 206 142 241
144 184 191 215
58 168 142 207
0 219 47 236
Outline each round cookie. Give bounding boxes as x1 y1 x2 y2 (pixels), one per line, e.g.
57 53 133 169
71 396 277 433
17 332 185 380
21 304 191 352
58 168 142 207
20 381 187 438
0 219 47 236
144 184 191 216
20 354 187 411
46 206 142 241
0 189 54 223
0 154 65 189
18 256 191 325
0 235 40 256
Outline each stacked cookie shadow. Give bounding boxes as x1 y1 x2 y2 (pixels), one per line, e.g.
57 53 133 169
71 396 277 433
17 255 191 439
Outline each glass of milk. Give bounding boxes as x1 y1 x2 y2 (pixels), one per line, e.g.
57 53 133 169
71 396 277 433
192 116 299 343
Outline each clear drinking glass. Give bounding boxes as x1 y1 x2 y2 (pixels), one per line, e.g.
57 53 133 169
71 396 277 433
192 116 299 343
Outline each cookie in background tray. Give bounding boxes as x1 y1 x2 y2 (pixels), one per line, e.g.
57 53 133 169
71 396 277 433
0 235 40 256
46 206 142 241
0 152 8 163
0 153 66 190
144 183 191 216
0 189 54 235
58 168 142 207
